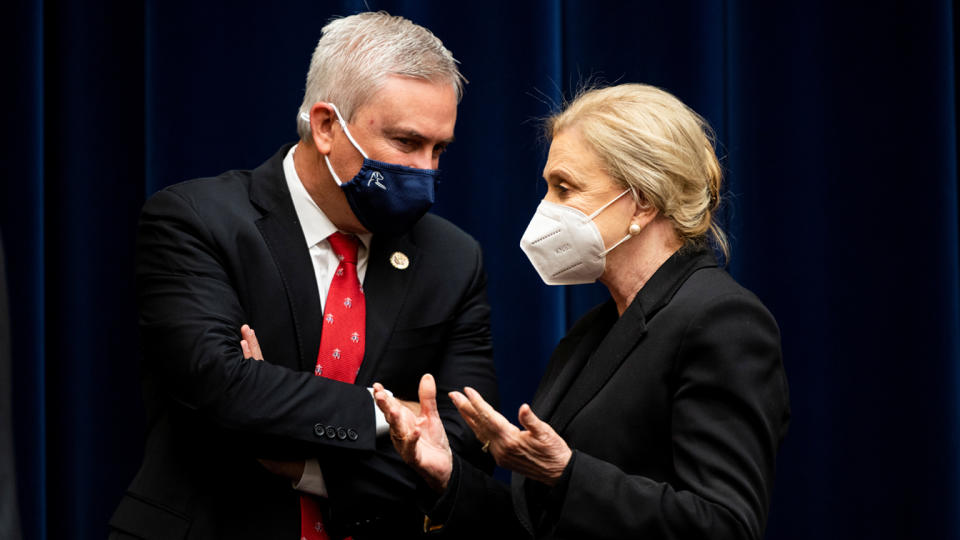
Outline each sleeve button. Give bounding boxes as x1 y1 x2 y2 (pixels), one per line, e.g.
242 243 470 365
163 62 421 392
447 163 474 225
347 429 358 441
337 427 348 440
325 426 337 439
313 423 325 437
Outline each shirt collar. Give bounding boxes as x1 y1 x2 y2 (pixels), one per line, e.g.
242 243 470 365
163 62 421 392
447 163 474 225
283 144 372 250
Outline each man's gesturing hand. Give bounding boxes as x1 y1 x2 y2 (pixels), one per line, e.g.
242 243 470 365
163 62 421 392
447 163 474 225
373 374 453 492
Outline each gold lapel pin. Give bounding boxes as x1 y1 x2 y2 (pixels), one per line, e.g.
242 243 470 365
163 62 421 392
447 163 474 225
390 251 410 270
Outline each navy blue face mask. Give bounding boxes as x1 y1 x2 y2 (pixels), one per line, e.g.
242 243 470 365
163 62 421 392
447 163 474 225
302 105 440 237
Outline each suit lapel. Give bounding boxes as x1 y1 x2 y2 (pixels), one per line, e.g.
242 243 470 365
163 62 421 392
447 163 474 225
546 248 719 435
354 233 419 385
530 302 616 420
251 145 324 372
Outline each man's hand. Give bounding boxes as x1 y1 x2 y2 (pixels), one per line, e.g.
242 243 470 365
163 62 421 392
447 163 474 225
373 374 452 492
450 387 571 486
240 324 308 482
240 324 263 361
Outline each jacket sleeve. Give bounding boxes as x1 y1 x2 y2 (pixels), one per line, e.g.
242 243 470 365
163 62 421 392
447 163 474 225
318 234 499 533
544 292 790 540
136 187 377 452
424 455 529 539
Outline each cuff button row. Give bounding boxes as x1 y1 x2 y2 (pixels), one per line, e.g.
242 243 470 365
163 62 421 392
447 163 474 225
313 423 360 442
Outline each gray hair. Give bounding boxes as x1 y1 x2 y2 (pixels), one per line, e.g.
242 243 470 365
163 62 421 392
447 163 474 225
296 11 466 140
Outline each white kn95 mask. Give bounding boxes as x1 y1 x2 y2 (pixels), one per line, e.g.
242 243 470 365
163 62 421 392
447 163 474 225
519 190 633 285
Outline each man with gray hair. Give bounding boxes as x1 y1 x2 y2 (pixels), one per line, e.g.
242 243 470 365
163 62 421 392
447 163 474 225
110 12 497 539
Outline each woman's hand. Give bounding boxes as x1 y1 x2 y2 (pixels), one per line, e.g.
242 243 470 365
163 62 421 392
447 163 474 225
240 324 306 481
450 387 571 486
373 374 453 492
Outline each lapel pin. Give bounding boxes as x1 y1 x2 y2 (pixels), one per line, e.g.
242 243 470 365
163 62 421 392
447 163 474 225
389 251 410 270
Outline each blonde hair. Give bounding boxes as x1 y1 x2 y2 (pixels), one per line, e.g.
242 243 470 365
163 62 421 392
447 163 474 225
547 83 729 262
296 11 465 139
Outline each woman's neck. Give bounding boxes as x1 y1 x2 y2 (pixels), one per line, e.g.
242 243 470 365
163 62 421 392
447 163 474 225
600 217 683 316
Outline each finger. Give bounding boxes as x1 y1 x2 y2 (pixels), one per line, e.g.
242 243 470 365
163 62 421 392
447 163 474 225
450 391 486 436
463 387 511 431
375 388 412 432
418 374 439 418
450 391 480 423
241 340 252 359
241 324 264 360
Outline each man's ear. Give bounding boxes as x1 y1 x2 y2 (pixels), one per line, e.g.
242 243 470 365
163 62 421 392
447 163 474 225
309 102 337 155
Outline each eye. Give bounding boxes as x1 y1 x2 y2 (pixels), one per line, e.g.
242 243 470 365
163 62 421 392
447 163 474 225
394 138 415 148
433 144 448 157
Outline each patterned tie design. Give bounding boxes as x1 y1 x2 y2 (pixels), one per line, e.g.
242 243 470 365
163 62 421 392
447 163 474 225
301 232 365 540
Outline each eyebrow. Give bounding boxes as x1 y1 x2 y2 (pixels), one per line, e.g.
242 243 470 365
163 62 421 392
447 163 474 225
383 127 455 145
544 166 582 188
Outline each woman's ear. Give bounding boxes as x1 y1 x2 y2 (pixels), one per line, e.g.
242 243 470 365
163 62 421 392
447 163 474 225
308 102 338 155
629 192 658 233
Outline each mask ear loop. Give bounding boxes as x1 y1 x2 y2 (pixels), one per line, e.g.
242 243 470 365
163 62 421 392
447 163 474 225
301 104 370 186
595 189 636 257
326 103 369 159
586 189 631 220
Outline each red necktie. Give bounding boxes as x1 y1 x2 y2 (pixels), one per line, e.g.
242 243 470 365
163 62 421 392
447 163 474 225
301 232 365 540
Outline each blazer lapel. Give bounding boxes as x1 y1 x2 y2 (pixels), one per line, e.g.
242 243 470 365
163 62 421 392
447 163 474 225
546 247 718 435
530 302 617 420
354 233 419 385
251 144 324 372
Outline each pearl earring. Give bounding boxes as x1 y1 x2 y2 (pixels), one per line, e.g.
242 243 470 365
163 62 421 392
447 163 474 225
629 223 642 236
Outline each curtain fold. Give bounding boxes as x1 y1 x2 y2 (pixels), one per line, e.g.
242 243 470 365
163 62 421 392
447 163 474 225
2 1 957 538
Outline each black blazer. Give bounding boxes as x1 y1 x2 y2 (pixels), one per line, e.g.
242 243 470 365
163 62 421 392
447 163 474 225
110 145 498 539
433 247 790 540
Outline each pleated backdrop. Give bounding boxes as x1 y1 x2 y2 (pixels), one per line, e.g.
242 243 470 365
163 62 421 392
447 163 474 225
2 1 958 538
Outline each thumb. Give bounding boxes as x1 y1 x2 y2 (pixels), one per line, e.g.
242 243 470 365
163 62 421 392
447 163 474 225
517 404 549 437
419 373 439 418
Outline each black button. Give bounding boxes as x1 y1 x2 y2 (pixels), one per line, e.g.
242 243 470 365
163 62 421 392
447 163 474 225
325 426 337 439
347 429 358 441
314 423 325 437
337 427 348 440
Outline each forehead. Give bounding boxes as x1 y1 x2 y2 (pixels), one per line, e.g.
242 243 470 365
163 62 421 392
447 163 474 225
355 75 458 140
543 128 603 177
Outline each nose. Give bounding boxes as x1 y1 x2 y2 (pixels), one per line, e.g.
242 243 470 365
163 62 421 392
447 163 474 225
405 150 436 171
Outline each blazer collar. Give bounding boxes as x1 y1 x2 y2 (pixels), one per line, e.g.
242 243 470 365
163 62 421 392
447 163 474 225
542 246 718 434
250 143 297 214
253 144 324 372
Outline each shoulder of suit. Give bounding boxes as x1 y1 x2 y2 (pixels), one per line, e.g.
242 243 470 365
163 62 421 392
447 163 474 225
408 213 481 254
142 168 258 222
155 168 254 204
670 266 774 320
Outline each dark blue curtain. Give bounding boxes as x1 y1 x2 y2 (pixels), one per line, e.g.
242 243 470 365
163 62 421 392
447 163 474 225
3 1 958 538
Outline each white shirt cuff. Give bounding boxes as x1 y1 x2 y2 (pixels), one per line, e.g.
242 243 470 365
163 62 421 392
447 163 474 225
367 386 392 437
292 458 327 497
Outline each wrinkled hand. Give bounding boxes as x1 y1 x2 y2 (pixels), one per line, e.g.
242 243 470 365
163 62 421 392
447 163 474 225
450 387 571 486
240 324 307 481
373 374 452 492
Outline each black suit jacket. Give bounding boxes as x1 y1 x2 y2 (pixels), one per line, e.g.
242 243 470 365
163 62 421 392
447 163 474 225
433 247 790 540
110 145 498 539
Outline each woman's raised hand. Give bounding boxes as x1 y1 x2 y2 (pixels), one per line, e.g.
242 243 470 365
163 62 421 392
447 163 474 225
450 387 571 486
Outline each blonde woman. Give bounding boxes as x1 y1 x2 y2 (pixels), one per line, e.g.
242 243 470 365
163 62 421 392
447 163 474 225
375 84 791 539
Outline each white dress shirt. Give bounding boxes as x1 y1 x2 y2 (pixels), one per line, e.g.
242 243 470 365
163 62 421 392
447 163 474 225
281 144 389 497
